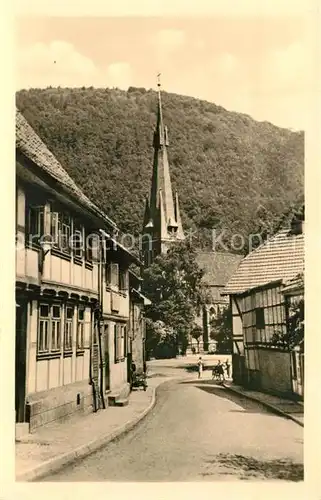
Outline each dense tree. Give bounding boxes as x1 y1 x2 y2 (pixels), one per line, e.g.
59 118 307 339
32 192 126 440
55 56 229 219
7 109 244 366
16 86 304 250
190 324 204 354
142 240 209 358
271 297 304 350
210 306 233 353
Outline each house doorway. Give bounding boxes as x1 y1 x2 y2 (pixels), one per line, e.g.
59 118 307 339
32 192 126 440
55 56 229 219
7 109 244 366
15 299 28 422
104 323 110 391
127 349 133 385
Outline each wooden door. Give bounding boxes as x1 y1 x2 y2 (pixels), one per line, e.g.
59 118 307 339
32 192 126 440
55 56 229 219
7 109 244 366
15 300 27 422
104 323 110 391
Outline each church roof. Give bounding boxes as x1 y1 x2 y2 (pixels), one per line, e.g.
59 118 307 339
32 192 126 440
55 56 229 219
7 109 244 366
197 251 243 286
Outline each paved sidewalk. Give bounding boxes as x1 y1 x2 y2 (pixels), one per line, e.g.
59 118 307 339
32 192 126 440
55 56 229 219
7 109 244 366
223 382 304 427
16 376 170 482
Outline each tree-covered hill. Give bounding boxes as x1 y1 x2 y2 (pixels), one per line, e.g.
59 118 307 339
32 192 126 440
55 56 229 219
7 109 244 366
16 86 304 252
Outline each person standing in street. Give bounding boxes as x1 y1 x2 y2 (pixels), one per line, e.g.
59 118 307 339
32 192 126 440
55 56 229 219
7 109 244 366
225 359 231 379
217 360 225 382
197 357 203 379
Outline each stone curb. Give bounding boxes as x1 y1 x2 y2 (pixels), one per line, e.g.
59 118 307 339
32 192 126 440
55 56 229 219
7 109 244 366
223 383 304 428
16 380 168 482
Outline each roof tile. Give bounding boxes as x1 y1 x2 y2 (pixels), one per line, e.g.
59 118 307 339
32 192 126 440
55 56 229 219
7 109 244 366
197 252 243 286
224 230 304 294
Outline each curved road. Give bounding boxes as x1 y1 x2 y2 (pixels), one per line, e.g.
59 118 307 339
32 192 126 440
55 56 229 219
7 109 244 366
44 379 303 482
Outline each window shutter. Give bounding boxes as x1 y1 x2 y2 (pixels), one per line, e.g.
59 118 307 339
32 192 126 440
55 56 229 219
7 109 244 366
91 234 99 262
111 263 119 287
124 326 127 357
106 263 111 285
118 325 122 360
50 212 59 246
114 324 118 362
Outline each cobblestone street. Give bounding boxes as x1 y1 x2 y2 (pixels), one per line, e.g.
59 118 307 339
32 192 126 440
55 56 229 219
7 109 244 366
43 375 303 482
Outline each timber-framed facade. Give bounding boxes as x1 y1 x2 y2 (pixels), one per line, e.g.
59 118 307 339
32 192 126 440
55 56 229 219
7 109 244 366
224 216 304 399
15 109 143 433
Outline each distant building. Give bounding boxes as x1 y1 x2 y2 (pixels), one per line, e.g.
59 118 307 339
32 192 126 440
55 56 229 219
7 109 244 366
128 270 151 375
15 109 143 434
190 252 243 353
223 213 304 399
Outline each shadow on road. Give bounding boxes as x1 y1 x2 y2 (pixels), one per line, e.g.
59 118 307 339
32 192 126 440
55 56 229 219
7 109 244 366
179 380 270 415
149 363 221 373
183 364 219 373
202 453 304 481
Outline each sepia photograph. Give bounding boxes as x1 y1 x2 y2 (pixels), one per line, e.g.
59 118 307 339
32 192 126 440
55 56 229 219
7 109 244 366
8 0 313 489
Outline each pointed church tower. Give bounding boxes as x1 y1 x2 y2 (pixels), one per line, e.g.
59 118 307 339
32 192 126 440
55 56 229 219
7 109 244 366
142 76 185 266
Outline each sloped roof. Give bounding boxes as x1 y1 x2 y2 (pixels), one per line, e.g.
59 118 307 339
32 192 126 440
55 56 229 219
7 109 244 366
15 108 117 230
16 108 142 264
197 251 243 286
224 230 304 295
281 273 304 295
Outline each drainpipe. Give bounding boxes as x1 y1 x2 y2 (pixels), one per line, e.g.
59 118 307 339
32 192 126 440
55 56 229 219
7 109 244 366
89 309 98 413
97 233 106 409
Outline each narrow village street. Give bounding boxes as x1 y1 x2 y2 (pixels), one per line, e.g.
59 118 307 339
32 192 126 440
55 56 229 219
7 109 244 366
43 358 303 482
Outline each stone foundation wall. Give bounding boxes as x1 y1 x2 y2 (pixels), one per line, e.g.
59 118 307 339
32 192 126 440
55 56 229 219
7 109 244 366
26 380 93 432
258 348 292 395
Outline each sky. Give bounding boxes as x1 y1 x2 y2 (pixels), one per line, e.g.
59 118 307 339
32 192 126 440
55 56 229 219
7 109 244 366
16 11 313 131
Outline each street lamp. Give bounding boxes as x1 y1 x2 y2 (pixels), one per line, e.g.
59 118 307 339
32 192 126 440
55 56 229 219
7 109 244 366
39 238 52 273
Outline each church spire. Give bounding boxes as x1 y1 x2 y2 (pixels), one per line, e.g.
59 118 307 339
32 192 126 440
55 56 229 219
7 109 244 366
153 74 169 149
142 75 185 265
149 75 177 227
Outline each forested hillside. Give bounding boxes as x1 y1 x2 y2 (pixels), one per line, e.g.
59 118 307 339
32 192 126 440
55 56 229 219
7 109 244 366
16 87 304 252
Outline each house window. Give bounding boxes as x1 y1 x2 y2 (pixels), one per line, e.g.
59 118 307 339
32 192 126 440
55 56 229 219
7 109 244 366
72 221 83 260
26 203 45 247
38 303 62 355
38 304 50 352
119 268 128 291
50 211 60 247
50 210 71 254
107 263 119 287
64 306 74 351
255 307 265 330
77 307 85 350
61 214 71 252
51 305 62 351
85 230 93 263
74 229 83 258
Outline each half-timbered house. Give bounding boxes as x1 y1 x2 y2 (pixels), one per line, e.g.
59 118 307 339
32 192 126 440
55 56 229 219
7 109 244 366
15 109 141 434
223 216 304 398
